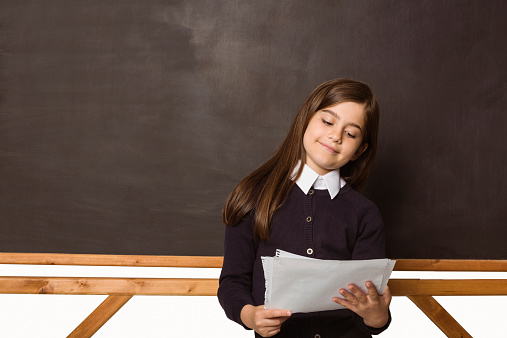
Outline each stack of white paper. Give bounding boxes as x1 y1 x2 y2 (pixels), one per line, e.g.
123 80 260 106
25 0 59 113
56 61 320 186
261 250 396 313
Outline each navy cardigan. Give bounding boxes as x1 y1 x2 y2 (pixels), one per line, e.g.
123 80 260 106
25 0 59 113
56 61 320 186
218 184 391 337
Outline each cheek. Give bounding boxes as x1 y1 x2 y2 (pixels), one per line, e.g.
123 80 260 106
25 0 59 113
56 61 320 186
303 121 319 141
302 130 311 151
302 138 310 156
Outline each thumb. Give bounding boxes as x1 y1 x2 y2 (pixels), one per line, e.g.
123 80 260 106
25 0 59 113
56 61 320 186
382 286 392 306
265 309 292 319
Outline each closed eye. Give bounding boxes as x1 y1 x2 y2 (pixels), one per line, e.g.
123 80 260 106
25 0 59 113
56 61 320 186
321 118 333 126
346 131 356 139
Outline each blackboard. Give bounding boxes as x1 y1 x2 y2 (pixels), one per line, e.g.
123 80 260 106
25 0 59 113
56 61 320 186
0 1 505 258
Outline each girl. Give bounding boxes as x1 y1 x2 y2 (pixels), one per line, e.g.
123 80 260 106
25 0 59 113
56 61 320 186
218 79 391 338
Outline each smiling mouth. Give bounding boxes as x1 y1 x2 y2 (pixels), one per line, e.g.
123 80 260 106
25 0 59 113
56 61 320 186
319 142 338 154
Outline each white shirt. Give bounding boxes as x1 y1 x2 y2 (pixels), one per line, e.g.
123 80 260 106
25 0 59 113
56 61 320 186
292 162 346 199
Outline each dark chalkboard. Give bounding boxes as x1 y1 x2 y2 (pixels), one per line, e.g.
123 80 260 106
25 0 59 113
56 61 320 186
0 1 505 258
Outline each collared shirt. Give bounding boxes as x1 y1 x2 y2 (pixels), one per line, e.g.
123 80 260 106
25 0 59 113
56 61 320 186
293 162 346 199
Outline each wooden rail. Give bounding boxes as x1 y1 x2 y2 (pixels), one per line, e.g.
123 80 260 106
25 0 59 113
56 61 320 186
1 253 506 337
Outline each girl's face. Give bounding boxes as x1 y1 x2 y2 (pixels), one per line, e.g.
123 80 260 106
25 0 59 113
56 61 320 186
303 101 368 175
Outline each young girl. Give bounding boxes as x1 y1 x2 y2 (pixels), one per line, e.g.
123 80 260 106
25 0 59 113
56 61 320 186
218 79 391 338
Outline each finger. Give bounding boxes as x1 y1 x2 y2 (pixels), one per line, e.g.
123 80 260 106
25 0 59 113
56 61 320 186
258 327 279 338
332 296 350 307
339 288 358 306
261 309 291 327
264 328 281 337
253 309 290 331
365 281 379 299
333 294 360 313
348 284 367 303
264 315 291 327
258 313 290 337
265 309 292 319
261 318 286 329
333 297 350 306
382 286 392 306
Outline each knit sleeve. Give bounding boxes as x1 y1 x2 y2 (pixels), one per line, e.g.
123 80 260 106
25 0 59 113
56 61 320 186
351 197 391 334
351 200 386 260
354 309 392 335
217 212 258 329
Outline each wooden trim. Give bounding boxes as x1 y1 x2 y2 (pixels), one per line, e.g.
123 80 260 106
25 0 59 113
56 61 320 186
67 295 133 338
0 253 224 268
408 296 472 338
0 277 506 296
2 253 507 271
388 279 507 296
393 259 507 272
0 276 219 295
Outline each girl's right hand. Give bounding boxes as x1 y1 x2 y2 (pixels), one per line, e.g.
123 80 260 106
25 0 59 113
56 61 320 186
240 304 292 337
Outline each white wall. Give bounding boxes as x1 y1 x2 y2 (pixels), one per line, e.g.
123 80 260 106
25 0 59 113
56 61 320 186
0 265 505 337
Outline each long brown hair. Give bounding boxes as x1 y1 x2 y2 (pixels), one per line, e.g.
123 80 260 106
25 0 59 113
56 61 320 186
222 78 379 241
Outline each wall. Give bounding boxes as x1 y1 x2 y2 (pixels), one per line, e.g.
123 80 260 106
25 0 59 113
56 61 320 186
1 1 506 259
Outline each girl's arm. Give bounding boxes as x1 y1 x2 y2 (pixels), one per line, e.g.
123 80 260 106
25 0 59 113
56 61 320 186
217 212 260 328
218 213 292 337
339 198 392 332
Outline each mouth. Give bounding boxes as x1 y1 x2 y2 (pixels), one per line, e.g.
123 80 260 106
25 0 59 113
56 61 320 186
318 142 338 154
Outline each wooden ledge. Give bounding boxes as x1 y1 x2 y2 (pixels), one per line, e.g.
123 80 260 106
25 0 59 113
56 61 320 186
392 259 507 272
0 253 224 268
388 279 507 296
0 277 506 297
1 254 507 272
0 277 219 296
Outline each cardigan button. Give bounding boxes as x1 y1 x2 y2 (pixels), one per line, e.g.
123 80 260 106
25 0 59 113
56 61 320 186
306 216 312 222
314 334 321 338
307 248 313 255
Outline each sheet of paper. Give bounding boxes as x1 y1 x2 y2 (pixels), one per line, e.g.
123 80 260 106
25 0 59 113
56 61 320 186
262 250 396 313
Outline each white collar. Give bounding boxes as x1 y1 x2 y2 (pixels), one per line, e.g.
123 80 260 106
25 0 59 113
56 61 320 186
292 162 346 199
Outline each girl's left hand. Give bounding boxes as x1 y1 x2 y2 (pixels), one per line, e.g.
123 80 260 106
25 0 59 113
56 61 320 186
332 282 391 328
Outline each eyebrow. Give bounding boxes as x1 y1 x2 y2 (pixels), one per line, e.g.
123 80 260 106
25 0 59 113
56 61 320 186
321 109 364 132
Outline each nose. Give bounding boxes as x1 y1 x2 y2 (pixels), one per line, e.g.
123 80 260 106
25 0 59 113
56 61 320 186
328 131 342 144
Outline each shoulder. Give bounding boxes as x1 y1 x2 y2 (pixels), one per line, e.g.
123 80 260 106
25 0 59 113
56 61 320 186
337 184 381 216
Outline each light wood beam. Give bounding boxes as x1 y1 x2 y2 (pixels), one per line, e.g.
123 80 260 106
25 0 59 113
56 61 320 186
2 254 507 272
0 277 219 295
0 253 223 268
0 277 506 296
393 259 507 272
67 295 133 338
408 296 472 338
388 279 507 296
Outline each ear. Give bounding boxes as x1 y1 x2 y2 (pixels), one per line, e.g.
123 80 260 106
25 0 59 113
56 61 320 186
351 143 368 161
